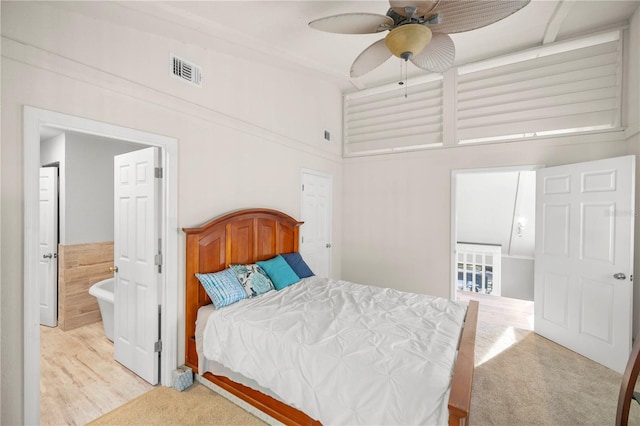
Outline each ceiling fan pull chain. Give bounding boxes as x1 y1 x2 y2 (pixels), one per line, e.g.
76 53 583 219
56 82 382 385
404 60 408 98
397 59 408 98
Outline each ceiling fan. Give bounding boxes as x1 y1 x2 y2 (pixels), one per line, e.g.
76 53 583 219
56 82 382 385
309 0 531 78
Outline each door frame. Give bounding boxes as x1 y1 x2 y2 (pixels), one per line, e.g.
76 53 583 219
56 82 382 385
23 106 179 424
450 164 542 300
300 168 333 278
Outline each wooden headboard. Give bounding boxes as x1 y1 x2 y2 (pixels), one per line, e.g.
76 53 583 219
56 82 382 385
182 208 303 371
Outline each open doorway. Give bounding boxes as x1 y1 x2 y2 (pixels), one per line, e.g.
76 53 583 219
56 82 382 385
39 128 156 423
23 107 179 425
451 165 538 330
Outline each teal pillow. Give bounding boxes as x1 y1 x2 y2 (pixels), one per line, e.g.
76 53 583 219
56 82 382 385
257 255 300 290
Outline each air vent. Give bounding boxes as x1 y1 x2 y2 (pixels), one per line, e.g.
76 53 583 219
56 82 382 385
170 54 202 87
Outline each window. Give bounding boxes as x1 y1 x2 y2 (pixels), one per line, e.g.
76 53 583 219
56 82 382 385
343 75 444 156
457 31 622 144
342 30 623 156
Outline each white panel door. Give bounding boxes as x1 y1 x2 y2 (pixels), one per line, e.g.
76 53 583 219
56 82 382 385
39 167 58 327
114 147 160 384
301 171 332 278
535 155 634 373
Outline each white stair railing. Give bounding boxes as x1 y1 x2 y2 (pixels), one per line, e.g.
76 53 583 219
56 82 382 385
456 243 501 296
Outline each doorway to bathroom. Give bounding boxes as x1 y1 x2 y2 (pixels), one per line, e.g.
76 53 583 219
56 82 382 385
38 129 157 423
24 107 179 425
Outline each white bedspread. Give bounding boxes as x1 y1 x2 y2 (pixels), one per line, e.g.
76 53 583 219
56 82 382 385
202 276 467 425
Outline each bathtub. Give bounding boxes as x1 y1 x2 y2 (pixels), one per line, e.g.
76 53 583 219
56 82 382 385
89 278 114 342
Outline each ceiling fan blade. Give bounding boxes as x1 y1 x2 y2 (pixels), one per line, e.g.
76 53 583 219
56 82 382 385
428 0 530 34
350 39 393 78
410 32 455 73
309 13 393 34
389 1 439 18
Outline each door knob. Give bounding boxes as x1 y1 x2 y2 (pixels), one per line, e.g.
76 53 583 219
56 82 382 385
614 273 626 280
42 253 56 259
326 243 332 248
109 266 119 273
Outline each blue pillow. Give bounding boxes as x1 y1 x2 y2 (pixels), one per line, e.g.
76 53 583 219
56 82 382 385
195 269 246 309
281 252 314 278
256 255 300 290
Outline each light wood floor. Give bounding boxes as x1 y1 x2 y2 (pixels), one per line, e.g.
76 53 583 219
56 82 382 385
456 290 534 330
40 321 154 425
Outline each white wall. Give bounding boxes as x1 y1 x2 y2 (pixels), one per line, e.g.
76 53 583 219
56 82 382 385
501 257 534 301
64 133 142 245
40 132 143 245
456 172 519 247
342 133 631 298
40 132 65 166
1 2 343 424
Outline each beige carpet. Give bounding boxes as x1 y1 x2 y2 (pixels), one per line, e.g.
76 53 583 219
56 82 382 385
87 381 266 425
89 323 640 425
471 323 640 426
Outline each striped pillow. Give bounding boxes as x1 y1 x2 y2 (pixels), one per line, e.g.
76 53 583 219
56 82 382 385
195 269 246 309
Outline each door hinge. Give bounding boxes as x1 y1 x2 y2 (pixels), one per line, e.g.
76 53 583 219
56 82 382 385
155 253 163 266
301 236 304 243
302 184 304 191
155 167 163 178
154 340 162 353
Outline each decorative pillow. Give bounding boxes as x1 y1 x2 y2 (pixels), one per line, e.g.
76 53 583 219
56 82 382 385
195 269 246 309
257 255 300 290
230 264 274 298
281 252 314 278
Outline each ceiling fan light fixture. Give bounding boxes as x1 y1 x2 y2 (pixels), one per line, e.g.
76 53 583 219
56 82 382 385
385 24 432 60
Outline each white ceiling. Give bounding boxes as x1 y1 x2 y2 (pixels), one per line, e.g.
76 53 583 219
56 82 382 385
50 0 639 92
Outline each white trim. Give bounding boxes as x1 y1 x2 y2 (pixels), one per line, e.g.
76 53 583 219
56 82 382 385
23 106 179 425
543 0 577 45
450 164 542 301
458 28 623 75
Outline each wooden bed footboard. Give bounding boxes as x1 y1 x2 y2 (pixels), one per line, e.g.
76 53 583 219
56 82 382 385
448 299 479 426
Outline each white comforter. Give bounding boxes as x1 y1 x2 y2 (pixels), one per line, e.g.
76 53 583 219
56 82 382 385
202 276 467 425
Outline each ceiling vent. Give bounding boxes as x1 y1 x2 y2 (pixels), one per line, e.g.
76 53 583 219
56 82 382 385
170 54 202 87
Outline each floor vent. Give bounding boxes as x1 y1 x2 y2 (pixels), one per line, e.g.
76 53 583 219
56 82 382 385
170 54 202 87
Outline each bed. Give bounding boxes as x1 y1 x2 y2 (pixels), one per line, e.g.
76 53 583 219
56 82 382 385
183 208 478 426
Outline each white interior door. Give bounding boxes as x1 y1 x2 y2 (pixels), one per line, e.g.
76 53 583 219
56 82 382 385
301 170 332 278
114 147 160 384
535 155 634 373
39 167 58 327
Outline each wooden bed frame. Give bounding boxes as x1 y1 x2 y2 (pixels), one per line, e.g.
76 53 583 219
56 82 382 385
183 208 478 426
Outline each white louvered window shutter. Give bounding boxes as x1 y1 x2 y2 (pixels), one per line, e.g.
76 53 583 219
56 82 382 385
344 77 444 156
457 31 622 144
